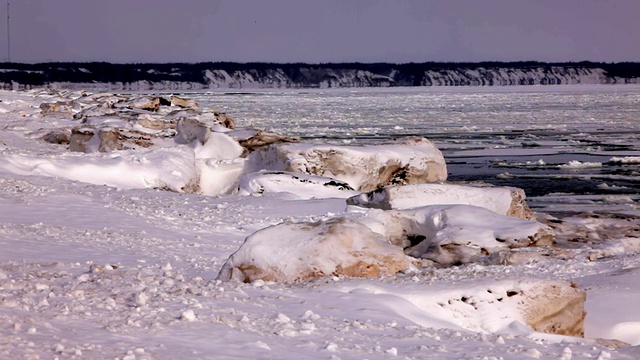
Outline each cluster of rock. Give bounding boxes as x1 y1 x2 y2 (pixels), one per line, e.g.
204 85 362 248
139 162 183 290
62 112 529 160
40 92 236 153
36 90 585 337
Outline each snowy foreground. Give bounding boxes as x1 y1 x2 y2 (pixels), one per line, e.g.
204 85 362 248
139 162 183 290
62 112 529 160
1 89 640 359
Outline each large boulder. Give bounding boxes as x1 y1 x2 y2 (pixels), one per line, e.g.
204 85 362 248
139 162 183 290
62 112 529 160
352 205 553 266
217 218 410 283
347 183 535 220
516 280 586 337
248 138 447 191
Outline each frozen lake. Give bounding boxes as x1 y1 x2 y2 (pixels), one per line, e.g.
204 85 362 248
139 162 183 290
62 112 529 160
191 85 640 215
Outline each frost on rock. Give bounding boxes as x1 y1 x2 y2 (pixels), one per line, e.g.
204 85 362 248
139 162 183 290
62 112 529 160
352 205 553 266
217 218 410 283
347 183 535 220
248 137 447 191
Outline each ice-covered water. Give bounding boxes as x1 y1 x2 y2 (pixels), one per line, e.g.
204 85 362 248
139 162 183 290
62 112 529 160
191 85 640 214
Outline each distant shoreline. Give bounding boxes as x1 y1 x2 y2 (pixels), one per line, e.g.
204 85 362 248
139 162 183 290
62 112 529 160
1 61 638 90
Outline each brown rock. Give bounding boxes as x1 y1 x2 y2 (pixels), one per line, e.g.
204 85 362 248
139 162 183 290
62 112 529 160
43 130 71 145
170 95 200 108
69 127 94 152
238 130 298 156
214 112 236 129
517 281 586 337
97 128 122 152
217 218 409 283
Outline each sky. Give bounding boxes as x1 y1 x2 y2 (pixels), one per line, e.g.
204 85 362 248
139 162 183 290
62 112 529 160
5 0 640 64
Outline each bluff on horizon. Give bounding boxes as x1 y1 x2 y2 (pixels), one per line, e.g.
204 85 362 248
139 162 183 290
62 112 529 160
0 61 638 90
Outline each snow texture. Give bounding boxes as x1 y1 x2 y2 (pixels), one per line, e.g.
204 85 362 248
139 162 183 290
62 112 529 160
1 88 640 359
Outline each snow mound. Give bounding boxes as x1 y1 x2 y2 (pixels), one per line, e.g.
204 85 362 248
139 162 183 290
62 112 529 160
609 156 640 164
248 138 447 191
0 147 199 192
217 218 410 283
558 160 603 169
238 171 358 199
352 205 553 266
347 183 534 220
337 278 586 337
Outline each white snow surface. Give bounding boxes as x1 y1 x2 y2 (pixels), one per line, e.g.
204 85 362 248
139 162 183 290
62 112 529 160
347 183 517 214
1 89 639 359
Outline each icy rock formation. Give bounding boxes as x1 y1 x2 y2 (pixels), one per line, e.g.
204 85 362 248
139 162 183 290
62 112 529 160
217 218 410 283
248 138 447 191
347 183 535 220
238 171 358 199
352 205 553 266
41 91 235 155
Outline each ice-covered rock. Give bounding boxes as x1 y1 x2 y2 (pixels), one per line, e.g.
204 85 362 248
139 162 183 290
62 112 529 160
217 218 410 283
347 183 535 220
69 127 95 152
517 280 586 337
191 132 246 196
352 205 553 266
237 171 357 199
249 138 447 191
176 118 210 145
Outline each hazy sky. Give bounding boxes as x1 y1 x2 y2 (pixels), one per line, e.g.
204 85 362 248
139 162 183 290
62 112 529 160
6 0 640 63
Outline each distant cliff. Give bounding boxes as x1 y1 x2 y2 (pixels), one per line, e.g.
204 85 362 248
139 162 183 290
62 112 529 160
0 61 638 90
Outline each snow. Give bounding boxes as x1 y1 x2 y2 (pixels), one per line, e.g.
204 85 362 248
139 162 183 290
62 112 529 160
558 160 603 169
609 156 640 164
346 183 528 218
1 88 640 359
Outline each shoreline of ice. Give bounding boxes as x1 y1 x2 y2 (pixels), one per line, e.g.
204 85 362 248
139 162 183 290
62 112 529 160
0 88 639 359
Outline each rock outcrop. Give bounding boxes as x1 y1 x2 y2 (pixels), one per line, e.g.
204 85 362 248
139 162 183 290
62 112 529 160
347 183 535 220
249 138 447 191
217 218 410 283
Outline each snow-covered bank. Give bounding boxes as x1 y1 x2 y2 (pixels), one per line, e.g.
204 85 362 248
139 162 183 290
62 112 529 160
1 89 640 359
1 62 639 90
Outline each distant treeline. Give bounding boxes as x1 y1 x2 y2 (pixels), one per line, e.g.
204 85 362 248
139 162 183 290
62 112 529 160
0 61 638 87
